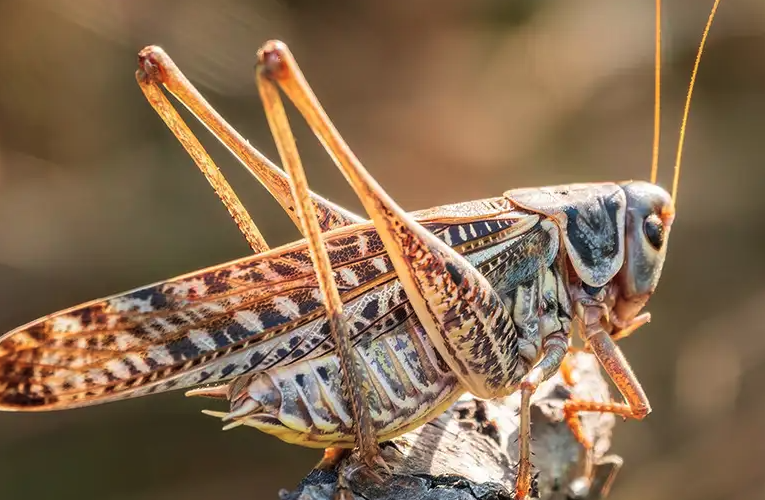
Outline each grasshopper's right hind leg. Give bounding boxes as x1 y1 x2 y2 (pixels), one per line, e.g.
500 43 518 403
255 41 544 498
254 45 388 487
256 40 521 401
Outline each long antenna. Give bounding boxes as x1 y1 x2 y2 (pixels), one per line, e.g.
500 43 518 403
672 0 721 202
650 0 662 184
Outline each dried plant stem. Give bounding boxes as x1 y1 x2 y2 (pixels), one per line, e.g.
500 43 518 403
281 352 620 500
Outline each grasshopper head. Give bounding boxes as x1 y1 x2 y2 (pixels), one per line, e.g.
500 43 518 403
614 181 675 322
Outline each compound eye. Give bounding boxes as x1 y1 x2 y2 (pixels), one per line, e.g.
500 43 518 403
643 213 665 250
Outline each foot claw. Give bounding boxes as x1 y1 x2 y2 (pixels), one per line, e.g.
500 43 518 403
336 450 391 490
353 461 385 485
371 454 392 475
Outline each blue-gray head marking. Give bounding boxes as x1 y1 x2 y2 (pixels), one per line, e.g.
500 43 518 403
503 181 674 310
560 187 626 287
615 180 675 320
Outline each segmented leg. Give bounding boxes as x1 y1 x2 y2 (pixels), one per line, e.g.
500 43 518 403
559 352 578 387
255 49 387 479
138 48 382 471
568 316 652 431
136 64 269 254
609 312 650 343
562 317 652 495
515 332 569 499
316 447 351 471
138 49 365 472
138 58 282 410
256 40 526 498
256 39 520 396
136 46 362 234
317 447 361 500
557 352 597 498
562 312 651 364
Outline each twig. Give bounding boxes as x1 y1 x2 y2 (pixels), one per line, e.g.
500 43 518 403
280 352 621 500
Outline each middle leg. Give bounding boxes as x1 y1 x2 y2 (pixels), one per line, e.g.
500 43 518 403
515 332 569 499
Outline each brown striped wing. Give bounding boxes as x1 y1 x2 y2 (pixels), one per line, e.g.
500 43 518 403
0 198 545 411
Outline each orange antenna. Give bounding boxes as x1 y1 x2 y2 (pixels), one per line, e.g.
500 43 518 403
672 0 721 202
650 0 662 184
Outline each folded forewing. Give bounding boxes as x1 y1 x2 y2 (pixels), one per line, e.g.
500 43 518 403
0 201 536 411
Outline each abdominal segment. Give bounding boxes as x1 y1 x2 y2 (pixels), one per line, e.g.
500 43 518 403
200 321 464 448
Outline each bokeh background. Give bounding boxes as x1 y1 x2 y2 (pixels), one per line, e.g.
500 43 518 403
0 1 764 499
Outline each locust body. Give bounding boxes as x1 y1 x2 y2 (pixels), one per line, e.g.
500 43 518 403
0 181 670 446
0 197 528 409
0 2 721 496
220 322 462 447
206 181 672 447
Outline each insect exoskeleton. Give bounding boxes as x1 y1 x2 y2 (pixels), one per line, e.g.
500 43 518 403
0 1 721 499
193 323 462 447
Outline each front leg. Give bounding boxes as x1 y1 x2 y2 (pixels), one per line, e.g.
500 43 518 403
568 317 652 425
561 317 652 497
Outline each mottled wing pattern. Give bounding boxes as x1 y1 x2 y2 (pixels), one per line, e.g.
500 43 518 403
0 197 543 411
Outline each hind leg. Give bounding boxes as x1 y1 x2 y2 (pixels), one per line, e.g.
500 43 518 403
136 46 361 239
138 48 369 473
254 43 387 480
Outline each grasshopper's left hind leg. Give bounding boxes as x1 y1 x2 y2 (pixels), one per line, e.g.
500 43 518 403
136 69 270 254
137 52 368 446
137 46 362 233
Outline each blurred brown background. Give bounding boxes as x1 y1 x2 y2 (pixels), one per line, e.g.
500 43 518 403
0 0 764 499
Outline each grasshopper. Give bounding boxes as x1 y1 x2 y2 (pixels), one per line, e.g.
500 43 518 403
0 1 720 498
